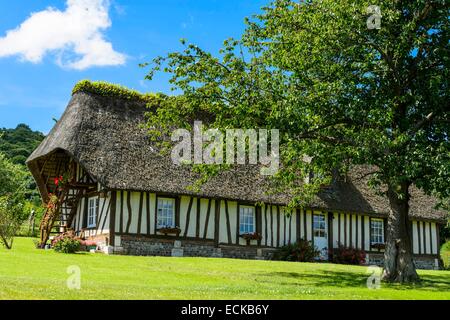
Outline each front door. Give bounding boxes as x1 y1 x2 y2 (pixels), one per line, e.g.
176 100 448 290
313 213 328 260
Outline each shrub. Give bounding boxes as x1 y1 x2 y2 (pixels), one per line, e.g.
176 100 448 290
273 239 320 262
440 241 450 270
331 244 366 265
52 233 80 254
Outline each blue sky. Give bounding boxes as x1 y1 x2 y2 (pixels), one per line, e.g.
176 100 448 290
0 0 267 133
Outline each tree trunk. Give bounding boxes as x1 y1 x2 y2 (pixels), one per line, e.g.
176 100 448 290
382 182 420 283
0 234 12 250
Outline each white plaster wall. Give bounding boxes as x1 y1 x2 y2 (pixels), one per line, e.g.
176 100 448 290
364 216 370 251
332 212 339 248
178 196 190 232
219 200 228 243
412 220 419 254
431 223 438 255
306 210 312 241
424 222 431 254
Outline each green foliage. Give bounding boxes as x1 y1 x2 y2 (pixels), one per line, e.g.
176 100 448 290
332 244 366 265
0 124 44 206
0 124 44 166
0 153 27 196
72 80 163 103
441 241 450 270
0 195 26 249
440 220 450 244
0 153 42 244
52 235 80 254
273 239 320 262
142 0 449 207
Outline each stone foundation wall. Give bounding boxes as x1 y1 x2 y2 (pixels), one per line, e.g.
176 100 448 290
116 235 276 260
366 253 439 270
85 234 109 245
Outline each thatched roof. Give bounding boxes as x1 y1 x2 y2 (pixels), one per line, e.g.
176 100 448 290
27 89 447 222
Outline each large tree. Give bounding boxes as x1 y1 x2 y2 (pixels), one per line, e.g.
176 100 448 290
143 0 449 282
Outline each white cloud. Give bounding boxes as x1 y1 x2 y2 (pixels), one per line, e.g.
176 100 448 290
0 0 126 70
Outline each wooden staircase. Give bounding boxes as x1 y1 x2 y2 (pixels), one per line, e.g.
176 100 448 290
39 187 67 248
38 187 83 248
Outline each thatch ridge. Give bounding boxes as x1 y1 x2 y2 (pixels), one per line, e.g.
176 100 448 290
27 90 447 223
72 80 163 104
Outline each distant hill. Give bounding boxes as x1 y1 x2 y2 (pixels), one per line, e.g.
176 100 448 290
0 124 45 165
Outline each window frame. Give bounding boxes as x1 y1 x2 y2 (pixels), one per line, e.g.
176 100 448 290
239 205 256 235
87 197 99 229
156 197 176 229
370 218 385 245
313 213 327 238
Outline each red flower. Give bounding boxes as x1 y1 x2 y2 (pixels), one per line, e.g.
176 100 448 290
54 178 59 186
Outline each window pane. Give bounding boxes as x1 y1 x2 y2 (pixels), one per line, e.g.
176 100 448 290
371 219 384 244
87 198 97 228
157 198 175 228
239 206 255 234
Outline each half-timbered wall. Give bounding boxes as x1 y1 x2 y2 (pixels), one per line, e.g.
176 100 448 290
69 164 112 238
109 190 440 257
67 182 440 259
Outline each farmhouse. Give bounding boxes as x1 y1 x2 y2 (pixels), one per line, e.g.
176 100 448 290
26 82 446 270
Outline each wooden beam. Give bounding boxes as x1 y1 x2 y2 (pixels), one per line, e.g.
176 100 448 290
303 209 307 241
418 221 422 254
203 199 212 239
183 197 194 237
214 200 220 248
270 206 274 246
338 213 341 245
146 192 150 235
109 191 116 246
137 192 144 235
349 214 353 248
196 198 201 238
256 206 262 246
236 203 240 245
361 216 365 250
429 222 433 255
265 205 269 246
119 191 124 234
125 191 132 234
288 213 292 245
225 200 232 245
276 206 280 247
100 197 111 233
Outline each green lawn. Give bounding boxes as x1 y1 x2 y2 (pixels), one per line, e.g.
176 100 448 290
0 237 449 300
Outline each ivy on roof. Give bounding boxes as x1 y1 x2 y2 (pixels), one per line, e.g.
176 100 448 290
72 80 160 103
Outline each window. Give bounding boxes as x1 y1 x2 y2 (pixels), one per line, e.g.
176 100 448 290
157 198 175 228
239 206 255 234
313 214 327 237
370 218 384 245
87 197 99 228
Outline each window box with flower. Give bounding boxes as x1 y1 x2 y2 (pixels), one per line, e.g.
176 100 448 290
239 232 262 245
371 243 386 251
156 226 181 236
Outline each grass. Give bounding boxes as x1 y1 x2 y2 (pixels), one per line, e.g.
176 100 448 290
0 238 449 300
